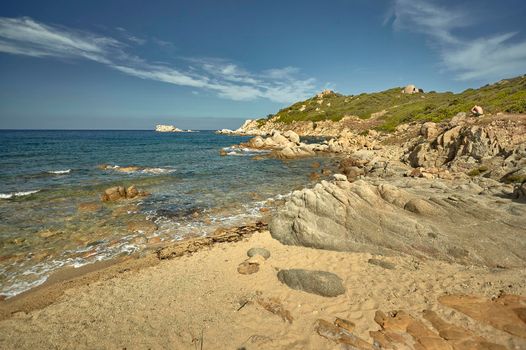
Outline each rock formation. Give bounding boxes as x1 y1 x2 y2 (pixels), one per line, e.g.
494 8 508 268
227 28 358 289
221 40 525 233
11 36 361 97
270 177 526 268
155 124 193 132
100 185 149 202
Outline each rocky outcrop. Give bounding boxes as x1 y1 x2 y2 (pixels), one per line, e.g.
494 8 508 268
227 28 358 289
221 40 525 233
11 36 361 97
401 84 423 94
228 130 321 159
100 185 149 202
316 89 335 99
216 119 266 136
405 114 526 180
155 125 193 132
218 115 380 138
269 178 526 267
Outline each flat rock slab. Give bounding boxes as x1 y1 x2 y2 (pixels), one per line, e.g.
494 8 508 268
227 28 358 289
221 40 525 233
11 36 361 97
277 269 345 297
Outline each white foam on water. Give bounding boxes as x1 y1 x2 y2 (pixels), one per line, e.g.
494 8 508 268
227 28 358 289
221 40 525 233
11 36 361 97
102 164 176 174
221 147 271 156
139 167 176 174
0 237 141 299
0 190 40 199
48 169 71 174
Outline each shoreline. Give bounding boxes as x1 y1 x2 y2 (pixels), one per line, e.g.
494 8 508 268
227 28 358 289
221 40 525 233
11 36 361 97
0 224 524 349
0 222 265 321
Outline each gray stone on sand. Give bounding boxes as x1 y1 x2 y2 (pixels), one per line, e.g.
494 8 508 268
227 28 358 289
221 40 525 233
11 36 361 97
277 269 345 297
247 247 271 260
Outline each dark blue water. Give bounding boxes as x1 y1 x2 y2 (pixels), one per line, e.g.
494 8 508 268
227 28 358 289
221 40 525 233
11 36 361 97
0 130 335 297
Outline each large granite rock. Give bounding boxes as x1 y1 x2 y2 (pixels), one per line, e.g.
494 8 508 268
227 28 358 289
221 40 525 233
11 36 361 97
270 178 526 267
277 269 345 297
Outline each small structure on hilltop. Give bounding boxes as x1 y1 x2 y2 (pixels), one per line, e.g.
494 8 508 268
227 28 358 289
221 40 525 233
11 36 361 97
470 105 484 116
317 89 334 99
402 85 424 94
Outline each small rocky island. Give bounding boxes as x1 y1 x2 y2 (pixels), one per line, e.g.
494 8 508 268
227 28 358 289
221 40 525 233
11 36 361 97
155 124 194 132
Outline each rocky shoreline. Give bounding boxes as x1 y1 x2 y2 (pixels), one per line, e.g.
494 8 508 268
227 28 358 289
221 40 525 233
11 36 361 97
0 113 524 349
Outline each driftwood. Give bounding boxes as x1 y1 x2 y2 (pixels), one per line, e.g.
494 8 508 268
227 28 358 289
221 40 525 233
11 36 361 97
256 297 294 324
156 222 267 260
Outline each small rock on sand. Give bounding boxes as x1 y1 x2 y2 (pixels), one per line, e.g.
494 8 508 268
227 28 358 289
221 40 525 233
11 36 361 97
368 258 396 270
247 247 271 260
238 261 259 275
277 269 346 297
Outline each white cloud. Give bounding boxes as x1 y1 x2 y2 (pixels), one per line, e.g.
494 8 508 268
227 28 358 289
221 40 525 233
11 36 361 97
388 0 526 81
0 16 316 103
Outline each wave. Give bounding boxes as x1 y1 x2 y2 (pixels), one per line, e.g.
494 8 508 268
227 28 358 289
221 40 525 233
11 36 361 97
0 189 40 199
222 147 271 156
98 164 176 174
47 169 71 175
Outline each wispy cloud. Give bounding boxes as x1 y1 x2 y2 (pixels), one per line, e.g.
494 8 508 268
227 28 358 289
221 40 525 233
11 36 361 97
0 16 316 103
387 0 526 81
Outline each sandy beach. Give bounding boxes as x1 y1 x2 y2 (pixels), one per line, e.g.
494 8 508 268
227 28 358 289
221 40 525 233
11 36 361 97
1 226 525 349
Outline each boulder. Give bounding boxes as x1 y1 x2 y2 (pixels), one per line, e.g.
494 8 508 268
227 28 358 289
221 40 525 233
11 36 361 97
247 247 271 260
277 269 346 297
275 146 315 159
420 122 438 140
101 185 148 202
513 182 526 200
333 174 348 181
126 185 139 198
283 130 300 143
249 136 265 148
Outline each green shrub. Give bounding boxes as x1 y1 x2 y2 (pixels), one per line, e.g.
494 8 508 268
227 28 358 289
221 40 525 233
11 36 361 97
256 75 526 130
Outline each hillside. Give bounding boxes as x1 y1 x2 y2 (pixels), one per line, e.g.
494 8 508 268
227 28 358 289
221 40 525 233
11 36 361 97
258 75 526 131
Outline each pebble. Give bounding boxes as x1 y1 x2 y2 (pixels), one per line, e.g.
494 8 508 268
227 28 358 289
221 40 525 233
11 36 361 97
247 247 271 260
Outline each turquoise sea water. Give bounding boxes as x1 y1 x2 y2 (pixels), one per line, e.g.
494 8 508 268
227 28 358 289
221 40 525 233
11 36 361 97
0 130 335 297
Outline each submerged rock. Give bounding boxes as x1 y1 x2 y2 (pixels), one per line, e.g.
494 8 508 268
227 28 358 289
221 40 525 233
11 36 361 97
78 202 102 212
100 185 149 202
127 220 158 235
277 269 346 297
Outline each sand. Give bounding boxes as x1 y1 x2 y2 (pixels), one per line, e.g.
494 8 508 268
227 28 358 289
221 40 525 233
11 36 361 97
0 229 525 349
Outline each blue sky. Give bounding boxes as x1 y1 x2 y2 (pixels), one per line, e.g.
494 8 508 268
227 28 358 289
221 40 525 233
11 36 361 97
0 0 525 129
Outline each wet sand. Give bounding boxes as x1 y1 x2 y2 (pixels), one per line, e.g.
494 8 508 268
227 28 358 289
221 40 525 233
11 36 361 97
0 227 525 349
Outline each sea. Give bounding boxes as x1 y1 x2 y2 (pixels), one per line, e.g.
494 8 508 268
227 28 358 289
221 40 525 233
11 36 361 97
0 130 335 298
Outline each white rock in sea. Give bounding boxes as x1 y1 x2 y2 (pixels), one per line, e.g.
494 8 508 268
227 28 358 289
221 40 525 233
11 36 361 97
155 124 184 132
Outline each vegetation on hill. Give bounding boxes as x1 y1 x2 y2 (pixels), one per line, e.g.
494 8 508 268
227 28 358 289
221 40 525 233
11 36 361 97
260 75 526 131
